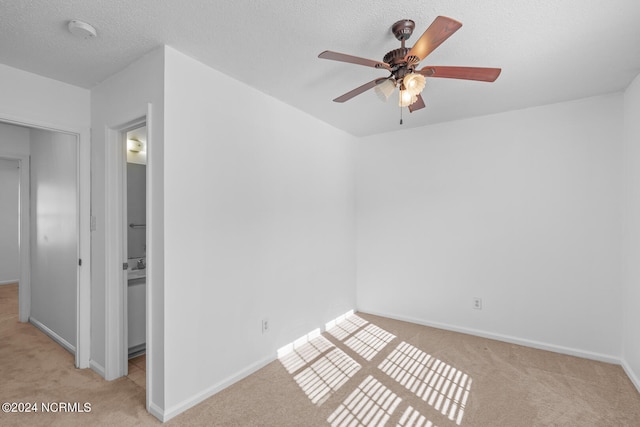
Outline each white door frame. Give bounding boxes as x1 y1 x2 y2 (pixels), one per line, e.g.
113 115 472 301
0 152 30 319
0 114 91 370
104 104 156 415
104 115 147 380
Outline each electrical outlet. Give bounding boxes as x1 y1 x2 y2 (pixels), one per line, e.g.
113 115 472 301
473 297 482 310
262 318 269 333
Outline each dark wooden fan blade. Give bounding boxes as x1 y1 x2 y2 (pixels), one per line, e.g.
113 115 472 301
333 78 387 103
405 16 462 62
409 93 425 112
419 66 502 82
319 50 390 70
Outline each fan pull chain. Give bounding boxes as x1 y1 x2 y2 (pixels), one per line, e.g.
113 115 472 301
400 106 403 125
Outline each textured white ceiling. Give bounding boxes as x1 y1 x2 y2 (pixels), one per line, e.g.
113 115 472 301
1 0 639 136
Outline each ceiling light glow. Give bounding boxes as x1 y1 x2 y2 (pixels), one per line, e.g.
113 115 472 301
403 73 426 96
399 89 417 107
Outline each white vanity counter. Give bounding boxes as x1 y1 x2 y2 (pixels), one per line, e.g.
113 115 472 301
128 268 146 281
127 258 146 354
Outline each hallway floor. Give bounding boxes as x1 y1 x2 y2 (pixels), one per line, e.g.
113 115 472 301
127 354 146 389
0 283 158 426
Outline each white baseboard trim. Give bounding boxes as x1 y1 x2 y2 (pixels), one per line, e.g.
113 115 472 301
29 317 76 355
360 309 621 365
159 354 275 422
0 279 19 285
621 358 640 394
89 360 106 378
148 402 164 422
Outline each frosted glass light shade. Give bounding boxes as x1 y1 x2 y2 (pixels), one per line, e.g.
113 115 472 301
375 79 396 102
399 90 417 107
403 73 426 96
127 139 145 153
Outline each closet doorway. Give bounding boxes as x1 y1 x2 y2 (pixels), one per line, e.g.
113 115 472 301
0 120 84 367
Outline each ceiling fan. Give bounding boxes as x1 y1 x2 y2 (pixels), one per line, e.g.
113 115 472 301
318 16 501 117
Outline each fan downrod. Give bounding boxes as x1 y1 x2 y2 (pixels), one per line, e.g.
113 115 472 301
384 20 417 78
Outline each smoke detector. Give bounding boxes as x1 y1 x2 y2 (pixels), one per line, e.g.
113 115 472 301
68 20 97 39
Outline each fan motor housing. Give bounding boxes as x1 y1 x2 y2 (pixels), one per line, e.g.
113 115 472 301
383 48 415 79
383 48 410 67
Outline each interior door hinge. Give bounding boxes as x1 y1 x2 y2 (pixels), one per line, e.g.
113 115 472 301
123 262 129 270
78 258 82 266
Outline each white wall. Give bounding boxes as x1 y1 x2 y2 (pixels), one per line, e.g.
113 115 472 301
622 73 640 390
357 94 625 361
0 64 89 129
162 47 356 419
0 121 31 155
0 158 20 284
29 128 78 352
91 47 165 411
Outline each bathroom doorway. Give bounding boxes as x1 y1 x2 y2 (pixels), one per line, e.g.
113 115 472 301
123 123 147 389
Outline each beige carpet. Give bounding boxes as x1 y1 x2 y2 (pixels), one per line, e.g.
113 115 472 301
1 283 639 426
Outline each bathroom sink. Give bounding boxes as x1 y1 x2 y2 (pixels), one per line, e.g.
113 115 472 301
127 257 146 280
128 268 146 280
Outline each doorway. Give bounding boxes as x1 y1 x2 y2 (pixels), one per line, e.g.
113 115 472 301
123 124 147 390
0 121 83 366
0 157 20 287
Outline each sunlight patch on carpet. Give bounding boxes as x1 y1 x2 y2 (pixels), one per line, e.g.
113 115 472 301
278 331 333 374
344 323 396 361
294 348 361 405
397 405 437 427
326 312 369 341
379 341 471 425
327 375 401 427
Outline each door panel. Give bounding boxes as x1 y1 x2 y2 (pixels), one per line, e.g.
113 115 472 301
29 129 78 352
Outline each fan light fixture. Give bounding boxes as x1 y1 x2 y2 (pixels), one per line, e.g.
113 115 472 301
375 73 426 107
398 88 417 107
403 73 426 96
375 79 396 101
